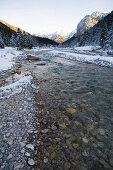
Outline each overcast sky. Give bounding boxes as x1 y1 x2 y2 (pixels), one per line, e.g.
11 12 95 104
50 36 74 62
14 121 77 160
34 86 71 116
0 0 113 35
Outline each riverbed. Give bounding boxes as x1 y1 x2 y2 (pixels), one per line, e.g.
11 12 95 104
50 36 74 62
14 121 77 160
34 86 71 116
0 48 113 170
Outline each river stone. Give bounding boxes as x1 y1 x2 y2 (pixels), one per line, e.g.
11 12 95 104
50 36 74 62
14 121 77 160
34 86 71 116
59 123 66 129
41 129 49 134
64 162 71 170
7 154 13 159
20 142 26 148
44 157 48 163
14 164 24 170
51 125 57 130
27 55 40 61
28 159 35 166
82 138 88 143
66 107 77 115
109 158 113 167
0 159 2 164
0 153 3 159
98 128 105 135
5 133 10 137
40 101 45 106
26 144 34 150
82 151 89 157
25 152 30 157
68 136 77 142
73 143 79 149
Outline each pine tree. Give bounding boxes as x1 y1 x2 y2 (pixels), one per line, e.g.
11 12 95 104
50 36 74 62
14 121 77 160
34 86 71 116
0 32 5 48
100 26 107 48
16 28 24 49
24 34 33 49
10 34 17 47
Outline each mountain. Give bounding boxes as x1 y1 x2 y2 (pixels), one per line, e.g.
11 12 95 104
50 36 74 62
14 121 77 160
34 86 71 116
37 29 77 43
64 29 77 41
0 20 58 48
62 11 113 50
77 11 107 35
91 11 107 20
37 32 65 43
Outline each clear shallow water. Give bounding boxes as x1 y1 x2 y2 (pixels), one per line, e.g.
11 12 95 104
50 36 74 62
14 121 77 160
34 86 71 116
30 52 113 170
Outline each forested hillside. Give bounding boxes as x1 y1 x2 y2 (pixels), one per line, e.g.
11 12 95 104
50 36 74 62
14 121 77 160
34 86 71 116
0 20 58 48
62 11 113 50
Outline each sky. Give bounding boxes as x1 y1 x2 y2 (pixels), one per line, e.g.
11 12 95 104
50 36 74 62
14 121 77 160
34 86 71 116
0 0 113 35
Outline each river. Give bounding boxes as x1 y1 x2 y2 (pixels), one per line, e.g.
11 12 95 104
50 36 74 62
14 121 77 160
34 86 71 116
0 48 113 170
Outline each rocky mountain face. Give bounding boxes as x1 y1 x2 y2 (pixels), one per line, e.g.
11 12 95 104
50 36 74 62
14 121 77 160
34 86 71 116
38 29 77 43
0 20 58 48
77 12 107 35
37 32 65 43
64 29 77 41
62 11 113 50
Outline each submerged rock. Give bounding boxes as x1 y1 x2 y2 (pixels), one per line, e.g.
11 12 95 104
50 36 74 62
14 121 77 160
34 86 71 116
44 157 48 163
66 107 77 115
82 138 88 143
27 55 40 61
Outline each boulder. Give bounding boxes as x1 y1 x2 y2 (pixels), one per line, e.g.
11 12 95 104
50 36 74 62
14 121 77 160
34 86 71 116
27 54 40 61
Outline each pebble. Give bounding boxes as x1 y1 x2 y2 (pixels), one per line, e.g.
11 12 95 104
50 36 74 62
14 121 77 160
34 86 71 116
28 159 35 166
8 140 13 145
27 98 31 101
21 149 25 154
25 152 30 157
5 133 10 137
82 151 89 157
40 101 45 106
51 125 57 130
44 157 48 163
68 136 77 142
82 138 88 143
41 129 49 134
64 162 71 170
0 159 2 164
73 143 79 149
59 123 66 129
28 129 34 133
26 144 34 151
20 142 26 148
109 158 113 167
66 107 77 115
0 153 3 159
14 164 24 170
98 128 105 135
7 154 13 159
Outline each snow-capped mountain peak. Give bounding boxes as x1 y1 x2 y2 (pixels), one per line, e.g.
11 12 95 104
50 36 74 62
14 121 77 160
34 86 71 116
91 11 107 20
77 11 107 35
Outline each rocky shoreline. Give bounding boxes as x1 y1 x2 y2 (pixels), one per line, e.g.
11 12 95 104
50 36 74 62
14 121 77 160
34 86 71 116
0 50 113 170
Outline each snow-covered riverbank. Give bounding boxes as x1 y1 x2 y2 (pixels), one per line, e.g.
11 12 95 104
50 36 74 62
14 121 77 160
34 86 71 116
0 47 22 71
47 47 113 67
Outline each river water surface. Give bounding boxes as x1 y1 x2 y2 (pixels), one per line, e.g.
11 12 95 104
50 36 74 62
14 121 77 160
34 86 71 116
26 50 113 170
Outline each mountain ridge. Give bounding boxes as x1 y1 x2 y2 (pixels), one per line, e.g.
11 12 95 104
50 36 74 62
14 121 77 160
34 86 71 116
62 11 113 50
0 20 58 48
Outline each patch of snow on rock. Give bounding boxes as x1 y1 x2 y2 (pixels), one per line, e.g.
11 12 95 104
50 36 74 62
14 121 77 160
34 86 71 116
0 47 22 71
0 75 32 99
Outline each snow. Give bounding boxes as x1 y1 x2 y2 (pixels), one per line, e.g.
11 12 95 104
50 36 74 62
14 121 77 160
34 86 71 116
48 48 113 67
74 46 100 51
0 75 32 99
0 47 22 71
91 12 107 20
